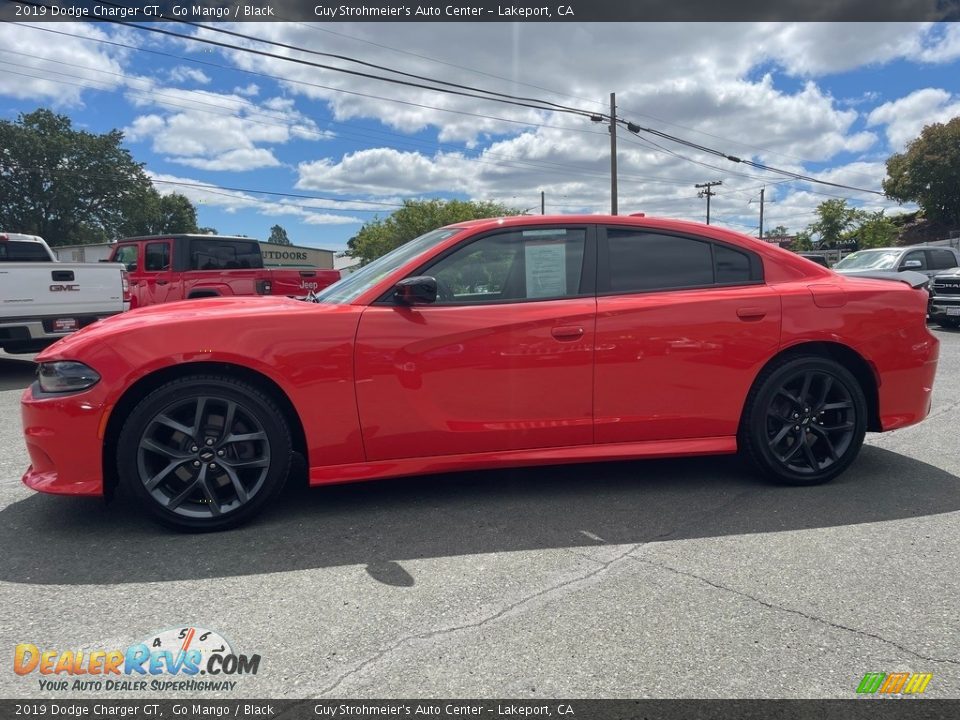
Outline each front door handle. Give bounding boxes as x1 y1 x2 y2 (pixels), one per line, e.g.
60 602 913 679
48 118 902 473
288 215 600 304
156 279 169 286
551 326 584 341
736 307 767 321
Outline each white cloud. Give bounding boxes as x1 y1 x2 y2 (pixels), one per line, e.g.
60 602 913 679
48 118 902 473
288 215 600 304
166 66 211 85
148 172 364 227
867 88 960 150
123 85 332 171
0 23 130 105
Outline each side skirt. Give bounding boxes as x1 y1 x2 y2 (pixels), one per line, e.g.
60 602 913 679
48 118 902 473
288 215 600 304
309 436 737 486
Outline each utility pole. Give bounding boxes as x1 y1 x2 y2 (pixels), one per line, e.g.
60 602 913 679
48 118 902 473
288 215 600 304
758 187 765 239
609 92 618 215
695 180 722 224
541 190 545 215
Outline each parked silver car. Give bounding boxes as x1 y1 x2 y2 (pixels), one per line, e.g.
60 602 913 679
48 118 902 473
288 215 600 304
833 246 960 279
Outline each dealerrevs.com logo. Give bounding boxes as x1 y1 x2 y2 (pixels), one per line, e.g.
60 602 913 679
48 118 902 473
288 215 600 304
14 626 260 693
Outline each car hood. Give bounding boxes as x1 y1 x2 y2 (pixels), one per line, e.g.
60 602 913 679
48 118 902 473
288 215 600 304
933 268 960 279
36 296 347 360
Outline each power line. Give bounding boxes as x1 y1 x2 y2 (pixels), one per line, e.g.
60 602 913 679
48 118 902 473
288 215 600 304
13 1 600 120
15 23 612 138
618 118 885 196
0 51 697 190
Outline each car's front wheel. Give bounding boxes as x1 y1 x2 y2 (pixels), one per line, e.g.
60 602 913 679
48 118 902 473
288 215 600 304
117 375 291 531
739 356 867 486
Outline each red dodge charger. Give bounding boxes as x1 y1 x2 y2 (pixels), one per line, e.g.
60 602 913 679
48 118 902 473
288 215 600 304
21 216 939 530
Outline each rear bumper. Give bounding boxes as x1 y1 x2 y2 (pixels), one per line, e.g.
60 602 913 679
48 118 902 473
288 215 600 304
878 339 939 432
0 312 122 349
20 383 107 496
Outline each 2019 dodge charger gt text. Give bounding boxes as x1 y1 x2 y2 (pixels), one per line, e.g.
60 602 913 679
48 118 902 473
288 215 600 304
21 216 940 531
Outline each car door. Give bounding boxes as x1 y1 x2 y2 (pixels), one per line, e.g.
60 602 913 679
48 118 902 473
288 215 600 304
355 225 597 461
140 240 175 305
926 248 960 275
594 226 781 443
898 249 930 277
112 244 144 307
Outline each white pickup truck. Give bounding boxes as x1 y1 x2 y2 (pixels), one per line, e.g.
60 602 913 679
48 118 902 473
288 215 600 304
0 233 128 354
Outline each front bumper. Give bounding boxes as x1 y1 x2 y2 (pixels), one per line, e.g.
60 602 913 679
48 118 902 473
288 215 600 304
929 295 960 320
21 382 108 496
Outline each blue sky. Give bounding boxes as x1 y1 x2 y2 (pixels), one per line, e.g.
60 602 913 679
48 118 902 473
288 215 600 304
1 21 959 252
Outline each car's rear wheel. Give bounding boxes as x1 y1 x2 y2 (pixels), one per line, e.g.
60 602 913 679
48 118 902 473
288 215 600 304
117 375 291 531
739 356 866 486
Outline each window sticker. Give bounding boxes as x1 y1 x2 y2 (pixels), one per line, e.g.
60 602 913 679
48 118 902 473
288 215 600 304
525 241 566 298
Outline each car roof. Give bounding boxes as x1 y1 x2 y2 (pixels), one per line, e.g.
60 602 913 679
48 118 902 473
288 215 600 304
0 232 45 243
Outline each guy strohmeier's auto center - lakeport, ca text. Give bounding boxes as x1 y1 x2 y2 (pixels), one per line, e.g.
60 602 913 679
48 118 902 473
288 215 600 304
312 5 571 18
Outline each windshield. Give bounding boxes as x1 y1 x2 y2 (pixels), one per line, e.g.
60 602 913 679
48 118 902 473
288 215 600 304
834 250 900 271
315 227 464 304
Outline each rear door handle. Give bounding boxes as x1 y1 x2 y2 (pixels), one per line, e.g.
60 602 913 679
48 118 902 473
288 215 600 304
156 279 169 286
736 307 767 320
551 326 584 341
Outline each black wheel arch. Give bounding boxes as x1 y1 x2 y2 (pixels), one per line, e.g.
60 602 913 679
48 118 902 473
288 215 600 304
102 362 308 501
740 341 881 435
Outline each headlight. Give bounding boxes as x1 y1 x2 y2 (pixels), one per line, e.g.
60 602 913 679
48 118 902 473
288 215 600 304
37 361 101 394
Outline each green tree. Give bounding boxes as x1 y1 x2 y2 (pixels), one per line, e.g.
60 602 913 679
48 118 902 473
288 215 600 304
764 225 790 240
347 198 521 265
268 224 291 245
852 210 898 249
810 199 861 248
883 117 960 225
0 109 155 245
119 190 199 237
791 230 814 252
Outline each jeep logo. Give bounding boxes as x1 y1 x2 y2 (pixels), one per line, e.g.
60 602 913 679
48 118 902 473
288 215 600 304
49 284 80 292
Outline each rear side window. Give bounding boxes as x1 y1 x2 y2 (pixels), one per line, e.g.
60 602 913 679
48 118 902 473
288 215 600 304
715 244 753 283
190 239 261 270
0 241 51 261
602 230 760 293
145 242 170 272
928 249 959 270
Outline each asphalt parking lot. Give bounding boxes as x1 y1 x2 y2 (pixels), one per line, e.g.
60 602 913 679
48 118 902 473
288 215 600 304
2 328 959 700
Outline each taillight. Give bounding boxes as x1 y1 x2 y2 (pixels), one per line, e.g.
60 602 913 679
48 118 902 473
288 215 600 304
121 270 131 303
256 279 272 295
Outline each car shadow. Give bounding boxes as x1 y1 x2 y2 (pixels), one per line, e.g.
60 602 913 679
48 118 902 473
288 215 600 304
2 445 958 586
0 356 36 392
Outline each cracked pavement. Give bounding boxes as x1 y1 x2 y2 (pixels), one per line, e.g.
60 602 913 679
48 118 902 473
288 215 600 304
2 327 959 699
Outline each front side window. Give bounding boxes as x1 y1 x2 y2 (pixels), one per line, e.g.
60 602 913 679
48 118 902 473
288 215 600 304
425 228 587 303
114 245 138 271
902 251 927 270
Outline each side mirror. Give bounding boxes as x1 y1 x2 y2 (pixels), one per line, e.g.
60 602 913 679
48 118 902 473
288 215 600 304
394 276 438 305
902 259 922 269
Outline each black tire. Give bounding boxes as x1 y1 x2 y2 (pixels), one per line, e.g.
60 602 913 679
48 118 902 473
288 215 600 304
935 318 960 329
117 375 291 531
739 356 867 486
